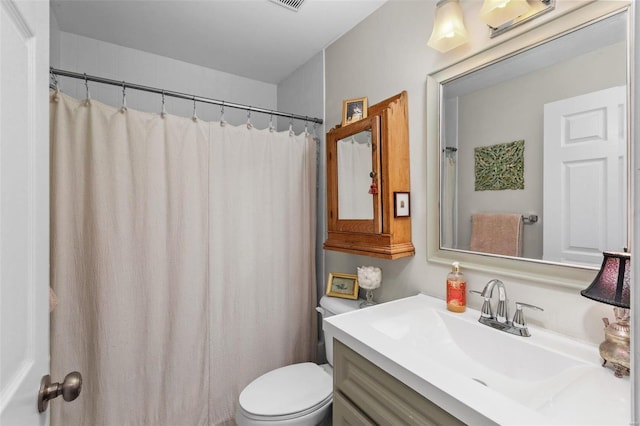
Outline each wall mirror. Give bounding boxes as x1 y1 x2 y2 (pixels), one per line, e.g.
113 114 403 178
427 2 631 287
338 129 374 220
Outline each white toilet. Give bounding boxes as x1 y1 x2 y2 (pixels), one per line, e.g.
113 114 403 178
235 296 361 426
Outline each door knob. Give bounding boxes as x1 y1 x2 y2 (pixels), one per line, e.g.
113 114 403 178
38 371 82 413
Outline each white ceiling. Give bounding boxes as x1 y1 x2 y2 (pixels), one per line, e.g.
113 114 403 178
51 0 387 84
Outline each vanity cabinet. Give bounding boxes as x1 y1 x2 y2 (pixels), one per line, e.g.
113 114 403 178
324 91 415 259
333 339 464 426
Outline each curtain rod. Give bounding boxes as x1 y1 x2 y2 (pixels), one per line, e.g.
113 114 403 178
50 67 323 125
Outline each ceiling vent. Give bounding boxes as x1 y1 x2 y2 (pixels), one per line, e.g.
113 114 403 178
268 0 305 12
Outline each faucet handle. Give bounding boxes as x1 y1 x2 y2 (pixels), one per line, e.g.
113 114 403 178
512 302 544 328
470 290 493 319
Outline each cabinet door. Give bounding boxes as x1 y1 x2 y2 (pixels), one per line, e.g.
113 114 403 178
327 115 381 234
334 340 466 426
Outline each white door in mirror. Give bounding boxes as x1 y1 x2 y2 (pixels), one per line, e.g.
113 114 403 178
543 86 626 267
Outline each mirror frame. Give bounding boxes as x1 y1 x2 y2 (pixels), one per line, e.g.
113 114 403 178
426 1 632 289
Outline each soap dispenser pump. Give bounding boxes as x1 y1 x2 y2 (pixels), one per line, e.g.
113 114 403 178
446 262 466 313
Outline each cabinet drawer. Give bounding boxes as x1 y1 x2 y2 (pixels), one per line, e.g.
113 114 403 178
333 391 376 426
334 339 465 426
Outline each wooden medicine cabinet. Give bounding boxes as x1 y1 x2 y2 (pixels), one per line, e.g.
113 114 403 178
324 91 414 259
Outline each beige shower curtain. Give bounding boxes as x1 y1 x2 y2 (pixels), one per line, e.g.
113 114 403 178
441 155 456 248
209 124 317 424
50 92 317 426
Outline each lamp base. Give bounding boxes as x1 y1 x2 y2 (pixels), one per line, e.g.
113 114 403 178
599 307 630 378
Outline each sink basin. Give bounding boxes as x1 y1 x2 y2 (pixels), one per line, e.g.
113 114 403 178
324 294 630 425
371 305 591 411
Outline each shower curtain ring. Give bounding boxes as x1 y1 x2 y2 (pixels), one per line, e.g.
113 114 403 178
246 110 253 129
161 90 167 118
51 72 59 91
83 73 91 103
120 81 127 112
192 97 198 122
269 113 275 132
288 117 294 137
220 101 226 127
50 72 61 102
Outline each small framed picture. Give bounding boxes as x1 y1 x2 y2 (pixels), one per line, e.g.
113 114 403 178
394 192 410 217
326 273 359 300
342 97 368 126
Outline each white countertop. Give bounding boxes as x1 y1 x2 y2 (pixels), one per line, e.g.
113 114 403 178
323 293 630 425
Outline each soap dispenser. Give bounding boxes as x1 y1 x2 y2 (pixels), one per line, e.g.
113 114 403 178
446 262 466 313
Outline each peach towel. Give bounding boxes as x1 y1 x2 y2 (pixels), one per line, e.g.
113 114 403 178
470 213 523 257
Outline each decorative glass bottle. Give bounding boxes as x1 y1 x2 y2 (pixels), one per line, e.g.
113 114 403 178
357 266 382 308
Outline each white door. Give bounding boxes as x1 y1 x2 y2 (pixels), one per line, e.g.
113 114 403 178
0 0 50 425
543 86 626 267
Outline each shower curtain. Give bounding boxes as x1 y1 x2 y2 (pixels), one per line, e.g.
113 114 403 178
50 92 317 426
441 154 456 248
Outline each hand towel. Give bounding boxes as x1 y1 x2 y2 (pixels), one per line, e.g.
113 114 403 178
470 213 523 257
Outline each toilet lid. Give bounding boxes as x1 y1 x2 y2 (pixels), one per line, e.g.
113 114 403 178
239 362 332 417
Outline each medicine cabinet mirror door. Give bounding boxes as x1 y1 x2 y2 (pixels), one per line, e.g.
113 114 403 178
327 115 381 234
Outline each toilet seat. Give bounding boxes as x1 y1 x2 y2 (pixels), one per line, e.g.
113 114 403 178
238 362 332 421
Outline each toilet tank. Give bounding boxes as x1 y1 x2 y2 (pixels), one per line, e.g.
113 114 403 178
317 296 360 365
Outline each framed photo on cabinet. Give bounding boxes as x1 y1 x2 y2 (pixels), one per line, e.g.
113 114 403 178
394 192 410 217
342 97 368 126
326 273 359 299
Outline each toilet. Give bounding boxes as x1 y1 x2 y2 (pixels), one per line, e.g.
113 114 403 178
235 296 361 426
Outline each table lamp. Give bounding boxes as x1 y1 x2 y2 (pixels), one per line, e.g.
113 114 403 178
580 251 631 378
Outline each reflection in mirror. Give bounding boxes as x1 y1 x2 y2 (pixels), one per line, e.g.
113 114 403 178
440 11 628 269
338 129 373 219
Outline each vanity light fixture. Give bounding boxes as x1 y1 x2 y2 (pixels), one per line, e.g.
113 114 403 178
479 0 531 28
580 251 631 378
481 0 556 38
427 0 469 53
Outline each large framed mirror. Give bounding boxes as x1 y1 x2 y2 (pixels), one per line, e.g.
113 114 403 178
427 2 632 287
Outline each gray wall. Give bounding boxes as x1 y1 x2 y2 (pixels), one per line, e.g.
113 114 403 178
276 51 326 306
324 0 621 345
52 31 278 129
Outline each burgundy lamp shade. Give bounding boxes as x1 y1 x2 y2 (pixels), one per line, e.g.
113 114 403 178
581 251 631 309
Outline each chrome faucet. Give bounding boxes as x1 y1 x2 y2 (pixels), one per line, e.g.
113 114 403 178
477 279 508 323
471 280 543 337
